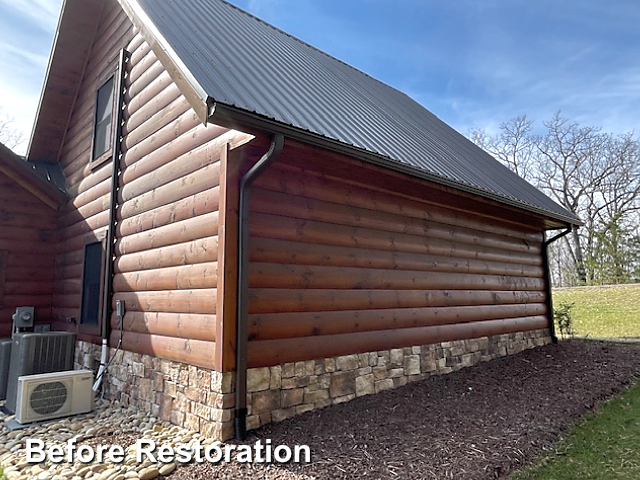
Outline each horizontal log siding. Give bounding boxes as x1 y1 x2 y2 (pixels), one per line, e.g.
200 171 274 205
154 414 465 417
52 0 244 368
52 0 136 341
0 171 57 337
109 31 227 370
246 146 548 367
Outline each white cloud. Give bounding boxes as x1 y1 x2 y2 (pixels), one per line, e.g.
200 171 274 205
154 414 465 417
0 77 39 155
0 38 51 155
440 64 640 138
0 41 48 70
0 0 60 153
0 0 61 32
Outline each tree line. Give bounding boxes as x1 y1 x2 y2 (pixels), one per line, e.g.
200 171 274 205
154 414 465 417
469 112 640 286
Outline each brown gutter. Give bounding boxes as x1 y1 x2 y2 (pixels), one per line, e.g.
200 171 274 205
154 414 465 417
209 104 583 229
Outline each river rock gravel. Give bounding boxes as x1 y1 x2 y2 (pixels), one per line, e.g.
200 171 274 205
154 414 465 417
0 400 209 480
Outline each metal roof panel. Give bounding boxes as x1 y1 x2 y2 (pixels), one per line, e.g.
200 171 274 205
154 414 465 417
131 0 580 225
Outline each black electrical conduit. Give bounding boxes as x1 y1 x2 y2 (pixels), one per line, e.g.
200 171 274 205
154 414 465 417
235 134 285 439
542 225 573 343
94 48 130 392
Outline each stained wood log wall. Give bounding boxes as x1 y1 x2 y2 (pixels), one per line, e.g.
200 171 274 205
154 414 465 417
51 0 251 369
243 141 550 367
0 171 57 337
53 0 135 338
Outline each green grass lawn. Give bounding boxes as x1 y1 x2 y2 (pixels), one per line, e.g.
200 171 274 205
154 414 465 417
553 284 640 338
510 380 640 480
511 284 640 479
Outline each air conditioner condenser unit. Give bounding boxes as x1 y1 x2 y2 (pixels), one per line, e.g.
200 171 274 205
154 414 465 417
4 331 76 414
0 338 12 400
15 370 93 425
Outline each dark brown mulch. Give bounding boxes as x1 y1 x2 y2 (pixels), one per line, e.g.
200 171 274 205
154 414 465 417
171 341 640 480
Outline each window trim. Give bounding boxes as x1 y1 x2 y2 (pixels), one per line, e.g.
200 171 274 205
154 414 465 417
0 250 7 307
89 75 116 170
78 231 107 337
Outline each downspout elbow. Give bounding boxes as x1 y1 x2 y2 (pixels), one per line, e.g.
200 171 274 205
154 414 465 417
544 225 573 247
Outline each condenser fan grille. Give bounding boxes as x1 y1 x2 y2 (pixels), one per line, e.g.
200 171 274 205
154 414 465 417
30 381 68 414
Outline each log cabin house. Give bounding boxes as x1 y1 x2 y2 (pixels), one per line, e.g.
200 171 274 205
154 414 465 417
8 0 581 440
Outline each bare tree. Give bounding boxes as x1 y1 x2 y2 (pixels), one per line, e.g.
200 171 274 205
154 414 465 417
533 112 609 283
469 115 536 180
0 107 25 150
582 133 640 283
469 112 640 286
591 132 640 227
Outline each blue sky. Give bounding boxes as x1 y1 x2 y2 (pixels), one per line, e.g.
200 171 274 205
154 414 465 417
1 0 639 154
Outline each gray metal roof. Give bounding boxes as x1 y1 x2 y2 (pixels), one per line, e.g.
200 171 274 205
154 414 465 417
0 142 67 204
29 161 68 195
128 0 580 225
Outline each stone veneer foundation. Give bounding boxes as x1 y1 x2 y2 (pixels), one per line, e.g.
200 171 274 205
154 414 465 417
75 328 551 441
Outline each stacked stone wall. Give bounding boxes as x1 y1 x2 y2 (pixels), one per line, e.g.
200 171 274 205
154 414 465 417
75 328 552 440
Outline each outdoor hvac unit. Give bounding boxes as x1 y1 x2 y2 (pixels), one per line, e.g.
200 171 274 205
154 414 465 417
0 338 12 400
4 332 76 414
15 370 93 424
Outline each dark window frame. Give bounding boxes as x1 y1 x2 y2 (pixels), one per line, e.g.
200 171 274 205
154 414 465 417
90 75 115 169
0 250 7 307
78 232 107 337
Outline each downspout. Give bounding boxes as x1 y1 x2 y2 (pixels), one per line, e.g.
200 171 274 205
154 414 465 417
542 226 572 344
235 134 284 439
94 48 129 392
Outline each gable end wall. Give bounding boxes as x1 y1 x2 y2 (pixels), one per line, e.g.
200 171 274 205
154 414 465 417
52 0 251 370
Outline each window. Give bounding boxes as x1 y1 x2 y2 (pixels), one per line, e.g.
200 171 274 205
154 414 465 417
80 241 104 328
92 76 115 160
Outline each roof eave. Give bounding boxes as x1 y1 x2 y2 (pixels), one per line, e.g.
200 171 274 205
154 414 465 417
0 144 66 209
118 0 210 124
27 0 104 163
209 102 583 229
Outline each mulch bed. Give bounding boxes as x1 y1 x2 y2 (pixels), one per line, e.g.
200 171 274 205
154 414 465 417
171 340 640 479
